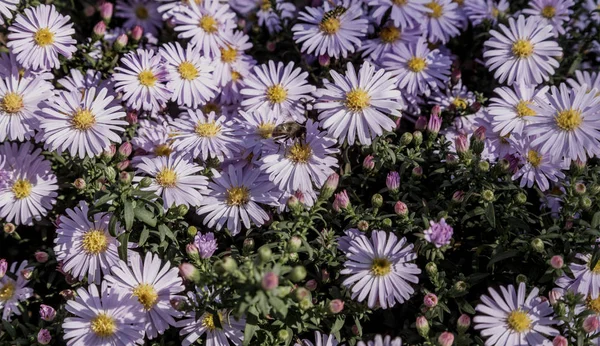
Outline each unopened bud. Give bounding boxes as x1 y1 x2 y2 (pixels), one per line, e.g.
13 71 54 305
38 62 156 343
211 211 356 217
262 272 279 291
455 134 469 154
481 189 494 202
179 263 200 283
382 218 393 228
423 293 438 308
516 274 528 283
386 171 400 192
99 2 113 20
363 155 375 170
400 132 413 145
39 304 56 321
3 223 15 234
412 131 423 146
415 116 427 131
131 25 143 41
258 246 272 262
371 193 383 208
574 182 586 195
116 160 130 171
548 289 563 305
412 166 423 178
277 329 289 341
37 329 52 345
531 238 544 252
187 226 197 238
332 190 350 212
93 21 106 37
321 173 339 200
119 171 131 184
243 238 255 253
416 316 430 337
74 178 86 190
186 244 200 261
114 34 128 50
103 144 116 160
515 192 527 204
580 196 592 210
288 236 302 252
446 153 458 166
552 336 568 346
478 161 490 172
321 268 330 282
289 265 307 282
305 279 317 291
550 255 564 269
139 177 152 188
584 316 600 333
318 54 330 67
427 114 442 135
457 314 471 333
118 142 132 158
425 262 438 276
299 297 313 311
126 111 138 124
394 201 408 216
294 287 310 301
438 332 454 346
329 299 344 314
35 251 49 263
357 220 369 231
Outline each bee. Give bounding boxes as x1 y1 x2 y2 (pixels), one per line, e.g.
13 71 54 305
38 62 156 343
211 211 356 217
322 5 347 21
272 121 306 143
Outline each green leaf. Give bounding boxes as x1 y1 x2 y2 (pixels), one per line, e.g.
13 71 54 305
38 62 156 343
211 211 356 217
484 203 495 228
95 193 117 207
118 232 129 261
487 249 519 269
592 211 600 229
243 308 259 346
124 200 134 231
2 320 16 338
108 214 118 237
330 316 345 334
158 224 176 242
269 296 288 317
138 228 149 246
134 207 157 227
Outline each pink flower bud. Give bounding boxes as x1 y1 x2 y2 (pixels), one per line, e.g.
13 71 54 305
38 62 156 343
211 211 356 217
318 54 330 67
35 251 49 263
423 293 438 308
438 332 454 346
74 178 86 190
412 166 423 178
427 114 442 134
116 160 130 171
126 111 138 124
452 190 465 203
262 272 279 291
584 316 599 333
446 153 458 165
0 259 6 279
457 314 471 331
170 296 185 310
37 329 51 345
321 173 339 199
179 263 200 283
329 299 344 314
93 21 106 37
118 142 132 157
321 268 330 282
186 244 199 260
394 201 408 216
119 171 131 183
39 304 56 321
114 34 128 49
99 2 113 20
416 316 430 336
293 190 306 204
103 144 116 159
455 134 469 153
386 171 400 192
431 105 441 117
332 190 350 212
550 255 564 269
415 116 427 131
131 25 143 41
552 335 568 346
473 126 486 141
305 279 317 291
266 41 276 52
363 155 375 170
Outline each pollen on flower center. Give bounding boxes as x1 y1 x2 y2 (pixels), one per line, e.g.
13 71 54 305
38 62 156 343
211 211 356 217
425 2 444 18
261 0 272 11
0 282 15 301
133 283 159 310
138 70 157 87
199 15 218 33
91 313 116 338
507 310 532 333
226 186 251 206
319 17 341 35
345 89 371 112
257 122 276 139
202 313 223 331
195 121 221 137
287 143 312 163
82 229 109 255
156 168 178 187
379 26 401 43
12 179 32 200
72 109 96 131
527 150 542 168
220 46 238 63
515 100 536 117
512 39 534 59
588 296 600 313
34 28 55 47
266 84 287 104
1 92 24 114
154 144 173 157
371 257 392 276
541 5 556 18
407 57 428 72
555 109 583 131
452 97 468 109
136 6 149 19
178 61 199 80
491 6 499 17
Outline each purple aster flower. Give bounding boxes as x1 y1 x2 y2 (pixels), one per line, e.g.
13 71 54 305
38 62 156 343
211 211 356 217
193 232 218 259
424 218 453 248
386 171 400 192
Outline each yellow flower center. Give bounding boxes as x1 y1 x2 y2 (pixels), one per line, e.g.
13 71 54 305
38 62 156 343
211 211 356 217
72 109 96 131
138 70 157 87
136 6 149 19
82 229 109 255
154 144 173 157
588 296 600 313
380 26 401 43
345 89 371 112
407 57 427 72
512 39 534 59
257 122 276 139
541 5 556 18
0 282 15 302
261 0 272 11
199 15 218 33
319 17 341 35
155 168 177 188
91 313 116 338
527 150 542 168
178 61 199 80
507 310 532 333
133 283 158 310
287 143 312 163
231 71 242 82
220 46 238 63
590 261 600 273
195 121 221 137
371 257 392 276
202 312 223 331
491 7 500 17
515 100 536 117
1 92 24 114
555 109 583 131
266 84 287 104
425 1 444 18
452 97 468 109
226 186 250 206
34 28 55 47
393 0 408 5
12 179 32 200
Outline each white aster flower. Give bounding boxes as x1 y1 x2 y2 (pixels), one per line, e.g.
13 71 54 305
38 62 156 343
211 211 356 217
0 0 17 25
422 0 462 44
361 22 422 62
488 84 549 136
0 261 33 321
368 0 430 29
115 0 163 36
178 309 246 346
522 0 574 36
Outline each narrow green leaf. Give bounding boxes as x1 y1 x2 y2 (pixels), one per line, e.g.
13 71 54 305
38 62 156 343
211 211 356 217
118 232 129 260
134 207 157 227
124 200 134 231
138 228 149 246
484 203 496 228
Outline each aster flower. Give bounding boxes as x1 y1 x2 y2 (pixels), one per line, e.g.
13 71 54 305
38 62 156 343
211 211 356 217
57 69 112 94
63 284 145 345
567 70 600 92
0 142 58 226
488 84 549 136
358 335 403 346
193 232 218 258
361 22 422 62
134 155 209 209
428 80 475 111
7 4 76 70
0 261 33 321
584 0 600 22
421 0 462 44
132 119 177 161
464 0 509 26
53 201 123 284
315 61 403 146
0 72 53 142
38 87 127 159
114 49 171 112
483 15 562 86
171 110 242 161
159 42 218 108
529 83 600 162
368 0 430 29
213 30 255 87
555 254 600 298
178 309 245 346
382 37 452 95
257 0 296 34
261 120 339 193
236 108 288 156
241 61 316 122
474 282 559 346
197 164 278 236
511 135 566 191
295 331 339 346
522 0 574 36
172 0 236 58
105 252 185 339
292 1 369 59
0 0 17 25
115 0 162 36
424 218 453 248
341 230 420 309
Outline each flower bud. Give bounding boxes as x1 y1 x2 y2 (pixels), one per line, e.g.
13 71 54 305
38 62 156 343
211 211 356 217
266 41 276 52
305 279 317 291
39 304 56 321
103 144 116 160
455 134 469 154
452 190 465 203
531 238 544 252
516 274 528 283
371 193 383 208
416 316 430 337
574 182 586 195
37 329 51 345
438 332 454 346
131 25 143 41
3 223 15 234
329 299 344 314
394 201 408 216
413 131 423 146
170 296 185 310
580 196 592 210
386 171 400 192
415 116 427 131
258 246 272 262
470 101 482 113
294 287 310 301
119 171 132 184
288 236 302 252
321 268 330 282
451 68 461 84
35 251 49 263
299 297 313 311
457 314 471 333
400 132 413 145
552 336 567 346
289 265 307 282
99 2 113 20
382 218 393 228
114 34 128 50
584 316 600 333
262 272 279 291
186 244 200 261
0 259 6 279
139 177 152 188
321 173 339 200
515 192 527 204
220 257 237 273
412 166 423 178
363 155 375 170
243 238 255 253
59 289 75 300
423 293 438 308
318 54 330 67
357 220 369 231
332 190 350 212
93 21 106 37
550 255 564 269
453 281 468 293
116 160 130 171
126 111 138 125
118 142 132 158
187 226 197 238
425 262 438 276
481 189 494 202
179 263 200 283
352 324 360 336
277 329 289 341
427 114 442 136
548 289 562 305
478 161 490 172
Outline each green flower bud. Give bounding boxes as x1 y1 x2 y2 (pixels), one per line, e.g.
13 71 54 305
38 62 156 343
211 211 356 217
453 281 468 293
139 177 152 188
288 252 299 262
294 287 311 302
413 131 423 146
187 226 198 239
425 262 438 276
516 274 528 283
243 238 255 253
177 204 189 216
478 161 490 172
497 158 510 173
299 298 313 311
289 265 307 282
481 190 495 202
580 196 592 210
400 132 413 145
357 220 369 231
288 236 302 252
258 246 272 262
221 257 237 273
531 238 544 252
371 194 383 208
589 183 600 196
105 167 116 181
515 192 527 205
382 218 393 229
277 329 289 341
